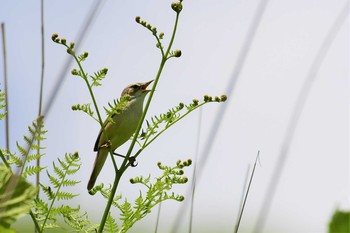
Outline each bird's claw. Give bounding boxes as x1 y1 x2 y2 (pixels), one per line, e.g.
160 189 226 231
129 156 138 167
112 152 138 167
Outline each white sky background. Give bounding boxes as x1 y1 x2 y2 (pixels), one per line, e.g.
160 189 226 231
0 0 348 232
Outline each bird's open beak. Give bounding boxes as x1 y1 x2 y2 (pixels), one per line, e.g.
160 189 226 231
141 80 154 93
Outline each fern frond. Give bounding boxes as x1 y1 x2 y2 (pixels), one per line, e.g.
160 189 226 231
105 213 119 233
90 68 108 87
60 205 97 233
99 160 191 232
56 191 78 201
23 165 46 179
6 150 23 167
103 95 130 122
138 95 227 149
0 88 6 120
35 152 88 231
72 103 98 122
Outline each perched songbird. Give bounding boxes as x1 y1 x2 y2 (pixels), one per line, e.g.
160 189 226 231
87 80 153 192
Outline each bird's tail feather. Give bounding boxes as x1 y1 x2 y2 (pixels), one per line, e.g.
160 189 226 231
87 148 109 192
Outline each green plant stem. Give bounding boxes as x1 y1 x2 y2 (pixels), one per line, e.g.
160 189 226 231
29 210 42 233
97 171 122 233
124 11 180 165
72 52 120 171
41 158 73 231
132 102 206 159
0 149 10 168
98 11 181 233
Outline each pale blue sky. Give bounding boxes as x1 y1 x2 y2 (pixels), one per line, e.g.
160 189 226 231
0 0 348 232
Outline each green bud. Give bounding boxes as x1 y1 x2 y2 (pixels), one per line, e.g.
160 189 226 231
171 2 183 13
215 96 220 102
192 99 199 106
83 51 89 58
159 32 164 39
61 38 67 45
70 42 75 49
102 68 108 75
187 159 192 165
135 16 141 23
178 169 184 175
51 33 58 42
72 152 79 159
146 23 152 30
130 178 135 184
221 95 228 102
71 68 78 75
178 196 185 201
182 177 188 183
204 95 210 102
178 102 184 109
174 50 182 57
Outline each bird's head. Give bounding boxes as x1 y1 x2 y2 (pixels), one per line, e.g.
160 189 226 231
121 80 153 99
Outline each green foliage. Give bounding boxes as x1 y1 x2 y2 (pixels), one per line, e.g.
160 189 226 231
0 164 37 228
103 95 131 124
328 209 350 233
105 214 119 233
0 87 6 120
6 116 47 179
51 1 227 233
136 95 227 150
93 159 191 233
33 152 95 232
90 68 108 87
72 103 96 121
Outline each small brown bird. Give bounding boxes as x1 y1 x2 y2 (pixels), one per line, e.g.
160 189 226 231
87 80 153 191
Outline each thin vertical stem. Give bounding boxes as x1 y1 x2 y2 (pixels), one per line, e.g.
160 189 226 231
154 202 162 233
234 151 260 233
189 108 202 233
35 0 45 232
1 23 9 154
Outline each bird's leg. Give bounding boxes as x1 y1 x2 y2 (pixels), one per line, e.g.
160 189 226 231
100 141 138 166
112 152 138 167
113 152 126 158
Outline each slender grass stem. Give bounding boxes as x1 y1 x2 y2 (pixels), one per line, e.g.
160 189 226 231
1 23 9 154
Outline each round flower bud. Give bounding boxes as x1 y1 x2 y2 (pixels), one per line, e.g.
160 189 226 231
51 33 58 41
135 16 141 23
174 50 182 57
221 95 228 102
171 2 183 13
71 68 78 75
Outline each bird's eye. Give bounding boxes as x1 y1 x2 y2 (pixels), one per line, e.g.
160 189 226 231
131 84 140 90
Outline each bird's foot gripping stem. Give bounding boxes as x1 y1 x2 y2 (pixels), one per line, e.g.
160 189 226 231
113 152 138 167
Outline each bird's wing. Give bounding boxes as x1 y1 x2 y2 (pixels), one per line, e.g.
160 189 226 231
94 114 116 152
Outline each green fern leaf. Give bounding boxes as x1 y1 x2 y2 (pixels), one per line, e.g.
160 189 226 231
56 191 78 201
23 165 46 179
105 213 119 233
